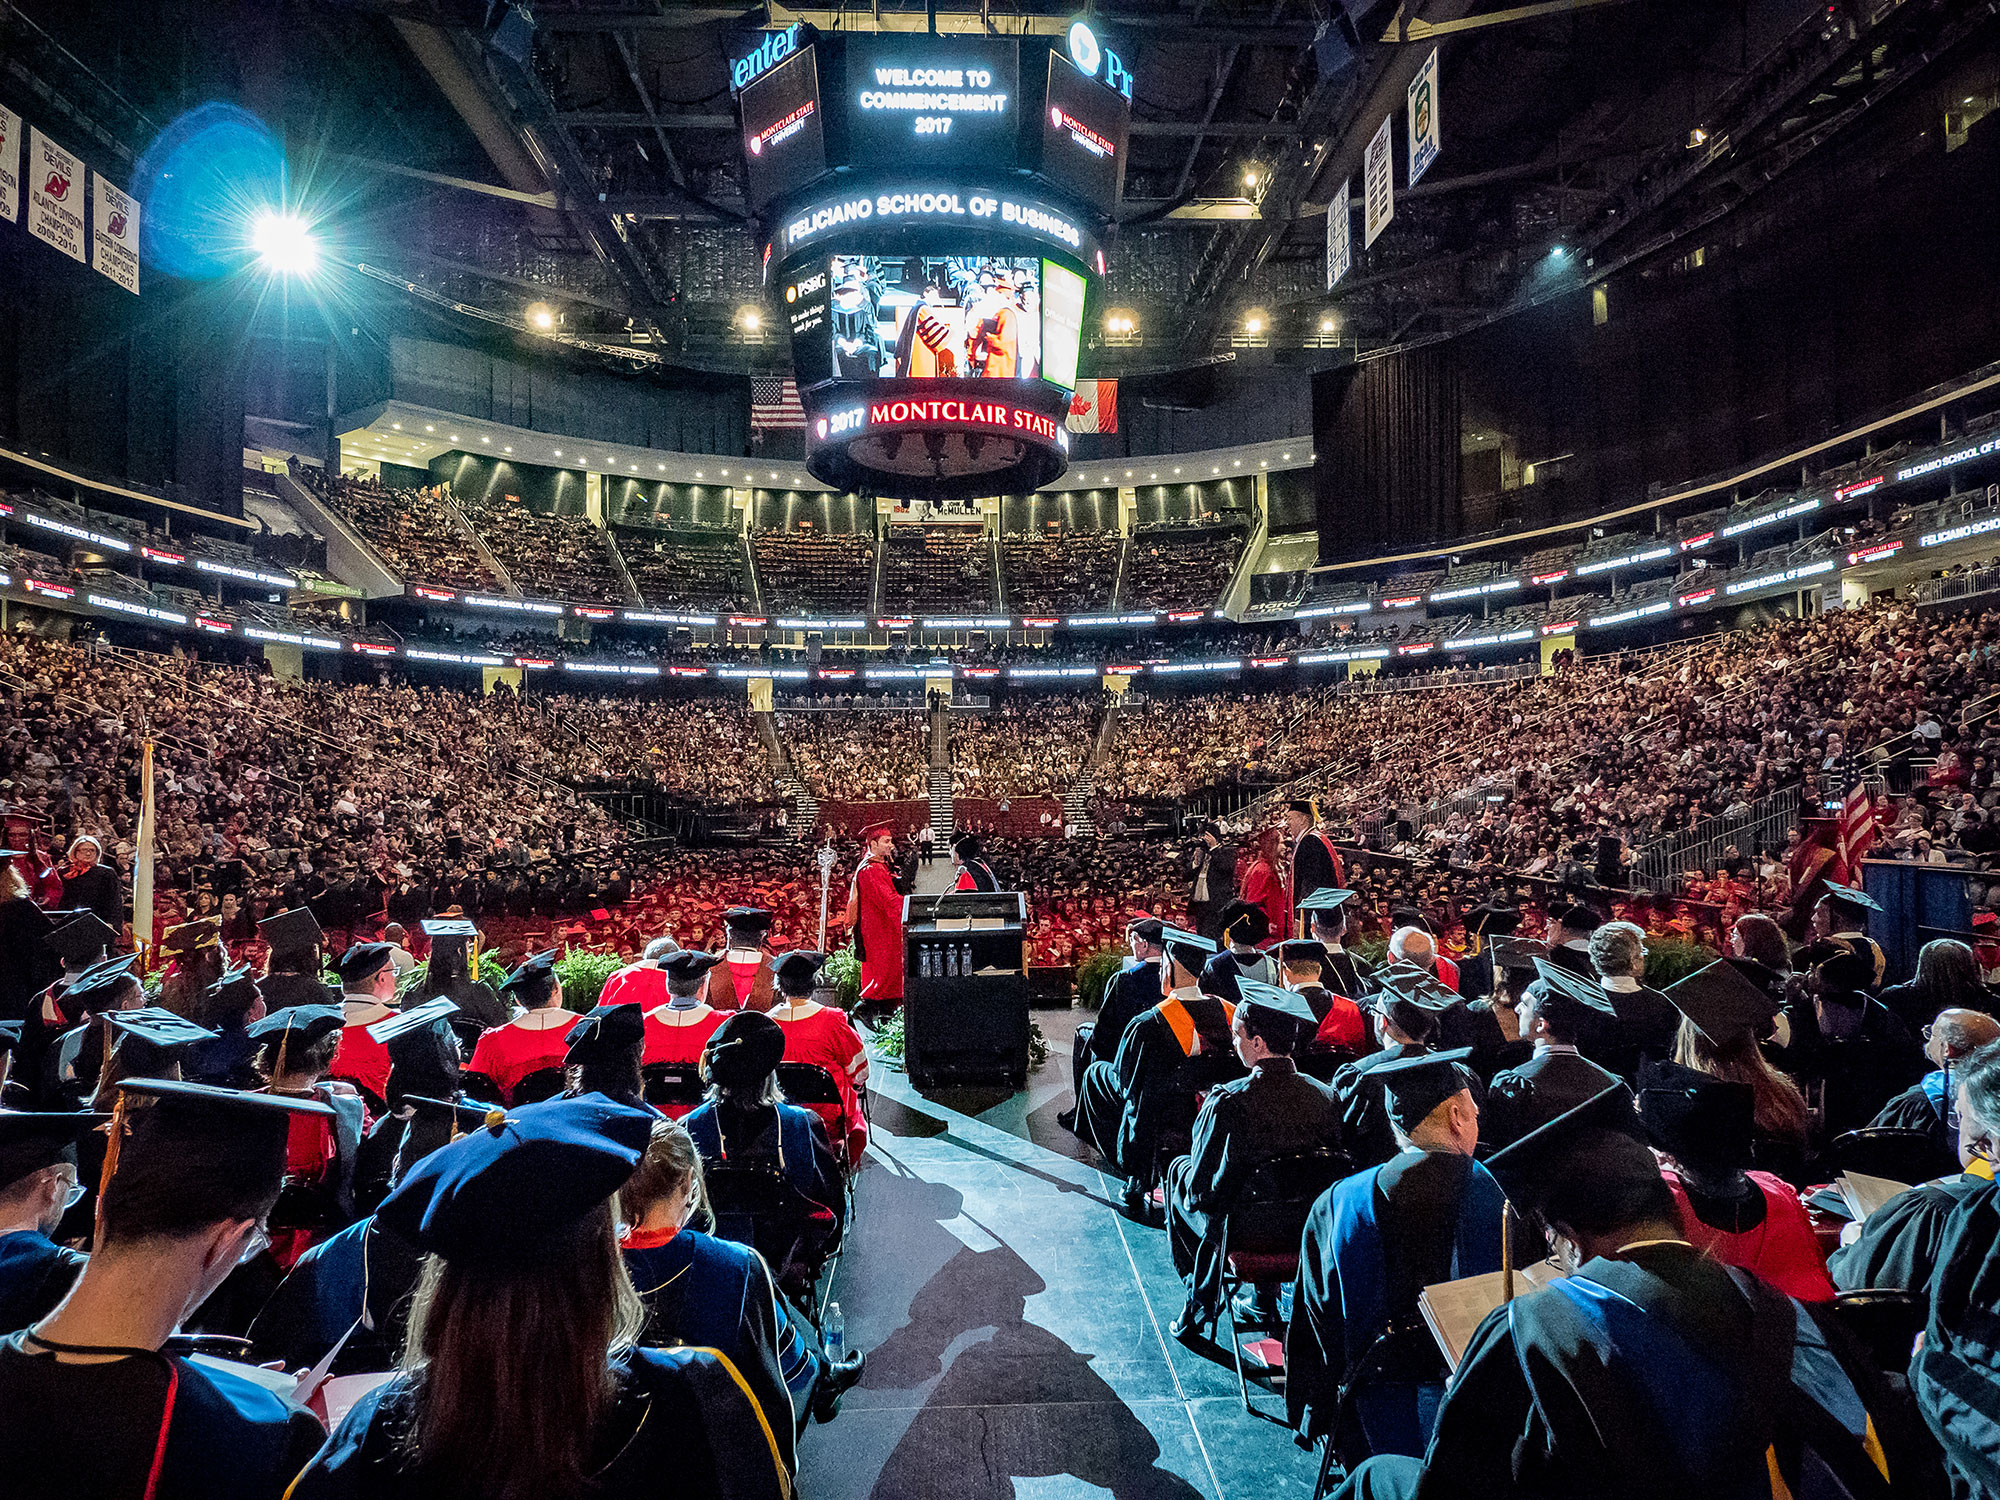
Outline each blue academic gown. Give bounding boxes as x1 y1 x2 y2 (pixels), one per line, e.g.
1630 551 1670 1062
683 1099 846 1256
247 1217 423 1376
0 1229 87 1332
625 1228 806 1464
1286 1150 1506 1456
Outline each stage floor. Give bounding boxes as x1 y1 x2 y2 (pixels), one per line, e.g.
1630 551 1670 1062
797 1008 1320 1500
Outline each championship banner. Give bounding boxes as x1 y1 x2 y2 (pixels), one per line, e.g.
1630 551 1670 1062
1066 378 1117 433
1407 48 1440 187
1363 113 1394 249
27 129 85 262
0 106 20 224
92 173 140 295
1326 175 1351 290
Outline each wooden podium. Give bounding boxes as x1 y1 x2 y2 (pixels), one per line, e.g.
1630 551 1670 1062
901 891 1030 1091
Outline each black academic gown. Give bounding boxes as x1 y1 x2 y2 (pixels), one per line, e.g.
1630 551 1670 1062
1332 1043 1429 1171
1292 832 1340 913
261 969 342 1012
0 1330 325 1500
0 1229 87 1332
0 898 57 1023
1165 1058 1342 1316
1912 1182 2000 1497
625 1228 800 1465
1071 959 1162 1115
248 1216 423 1376
1076 994 1242 1185
1343 1243 1908 1500
1480 1048 1621 1153
1804 997 1927 1143
286 1346 791 1500
1864 1072 1964 1184
1828 1173 1993 1294
1580 983 1681 1083
1320 947 1375 1001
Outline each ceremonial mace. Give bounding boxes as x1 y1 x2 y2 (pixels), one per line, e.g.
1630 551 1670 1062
817 840 838 950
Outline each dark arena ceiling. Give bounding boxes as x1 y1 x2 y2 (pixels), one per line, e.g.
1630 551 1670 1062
11 0 1997 376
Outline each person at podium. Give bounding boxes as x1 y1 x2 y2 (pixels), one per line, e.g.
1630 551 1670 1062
844 821 911 1020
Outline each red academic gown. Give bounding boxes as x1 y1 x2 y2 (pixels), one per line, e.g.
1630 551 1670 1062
852 858 905 1003
1661 1165 1837 1303
1239 857 1288 943
600 965 668 1011
642 1006 727 1069
468 1016 573 1102
772 1003 869 1163
1313 993 1368 1053
329 1006 393 1106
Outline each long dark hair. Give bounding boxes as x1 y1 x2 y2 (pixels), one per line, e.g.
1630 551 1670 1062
1914 940 1985 1015
399 1202 645 1500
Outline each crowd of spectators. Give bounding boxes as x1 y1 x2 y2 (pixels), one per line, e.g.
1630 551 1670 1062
1000 531 1121 614
777 709 930 801
753 529 876 613
456 496 625 601
950 694 1099 798
880 527 995 613
543 695 780 804
1119 525 1246 611
616 529 752 610
303 472 497 591
1093 691 1291 800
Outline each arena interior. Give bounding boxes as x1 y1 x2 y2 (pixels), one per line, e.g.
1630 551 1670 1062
5 1 2000 1496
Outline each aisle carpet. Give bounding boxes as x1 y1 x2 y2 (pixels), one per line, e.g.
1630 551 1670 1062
796 1008 1321 1500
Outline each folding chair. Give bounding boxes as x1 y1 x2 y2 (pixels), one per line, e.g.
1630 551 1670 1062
1217 1148 1349 1415
1829 1126 1955 1187
510 1065 567 1105
1829 1289 1928 1374
642 1063 707 1118
1310 1320 1450 1500
777 1061 854 1171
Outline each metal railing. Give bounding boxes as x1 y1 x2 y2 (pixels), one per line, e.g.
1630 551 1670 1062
1630 785 1803 892
1910 564 2000 608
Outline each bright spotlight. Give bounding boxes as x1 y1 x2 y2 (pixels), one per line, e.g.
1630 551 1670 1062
526 302 556 331
1244 311 1265 334
250 210 320 277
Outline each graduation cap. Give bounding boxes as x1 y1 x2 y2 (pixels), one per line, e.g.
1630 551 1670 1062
723 907 773 937
1488 936 1549 974
773 950 826 995
498 950 559 1000
1298 888 1355 914
104 1007 221 1078
1278 939 1329 968
859 820 897 841
1374 1048 1479 1134
257 906 323 955
44 912 117 968
203 964 261 1016
368 997 461 1045
247 1005 346 1050
1217 900 1269 947
1483 1082 1646 1223
1817 880 1883 916
335 942 397 987
158 918 222 957
1528 957 1619 1021
1547 902 1602 933
1234 979 1318 1045
0 1110 105 1189
96 1077 334 1234
62 953 144 1013
376 1092 655 1263
705 1011 786 1089
420 918 479 940
1801 938 1876 994
1127 916 1167 945
1160 927 1216 984
1635 1058 1754 1183
1465 903 1523 938
661 949 725 983
566 1003 646 1058
1375 962 1460 1011
1663 960 1780 1047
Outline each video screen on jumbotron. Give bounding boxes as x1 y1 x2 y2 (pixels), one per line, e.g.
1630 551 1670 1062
1039 51 1128 214
826 255 1045 380
740 46 826 210
843 35 1020 169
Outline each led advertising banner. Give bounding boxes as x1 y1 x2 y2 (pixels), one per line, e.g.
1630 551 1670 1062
784 262 833 386
844 35 1019 167
1038 50 1128 214
1040 260 1085 391
822 254 1043 380
740 45 826 210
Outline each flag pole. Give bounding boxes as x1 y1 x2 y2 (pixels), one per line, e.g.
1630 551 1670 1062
132 735 156 967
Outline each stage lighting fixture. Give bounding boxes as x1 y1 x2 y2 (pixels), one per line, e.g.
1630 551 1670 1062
1244 311 1265 334
250 210 320 277
526 303 557 331
1319 316 1336 332
739 306 763 331
1550 245 1568 260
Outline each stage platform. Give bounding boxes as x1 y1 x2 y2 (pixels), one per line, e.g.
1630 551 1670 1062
797 1007 1320 1500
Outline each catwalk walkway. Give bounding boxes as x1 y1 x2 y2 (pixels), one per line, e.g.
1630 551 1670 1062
797 1007 1320 1500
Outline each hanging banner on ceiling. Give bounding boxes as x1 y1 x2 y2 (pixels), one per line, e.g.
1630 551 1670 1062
1326 175 1352 290
1067 378 1118 433
1363 113 1394 248
27 129 86 262
92 173 140 294
0 106 20 224
1407 47 1440 187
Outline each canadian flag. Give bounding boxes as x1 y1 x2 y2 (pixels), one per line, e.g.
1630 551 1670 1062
1066 378 1118 434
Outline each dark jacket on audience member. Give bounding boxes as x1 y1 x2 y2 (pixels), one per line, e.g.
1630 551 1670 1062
1479 1047 1620 1153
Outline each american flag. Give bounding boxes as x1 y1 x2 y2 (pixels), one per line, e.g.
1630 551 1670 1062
1835 781 1876 881
751 375 806 430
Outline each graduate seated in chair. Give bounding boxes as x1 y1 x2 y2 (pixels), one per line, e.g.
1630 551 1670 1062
1478 959 1621 1152
1866 1006 2000 1173
467 951 576 1106
564 1003 650 1113
767 951 869 1166
1074 927 1244 1217
1333 1086 1917 1500
1 1080 331 1499
1288 1051 1504 1461
1060 917 1167 1135
619 1119 864 1450
286 1093 791 1500
683 1012 846 1284
1165 982 1342 1341
0 1111 96 1333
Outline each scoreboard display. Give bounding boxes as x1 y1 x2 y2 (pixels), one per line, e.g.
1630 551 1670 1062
733 22 1132 499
